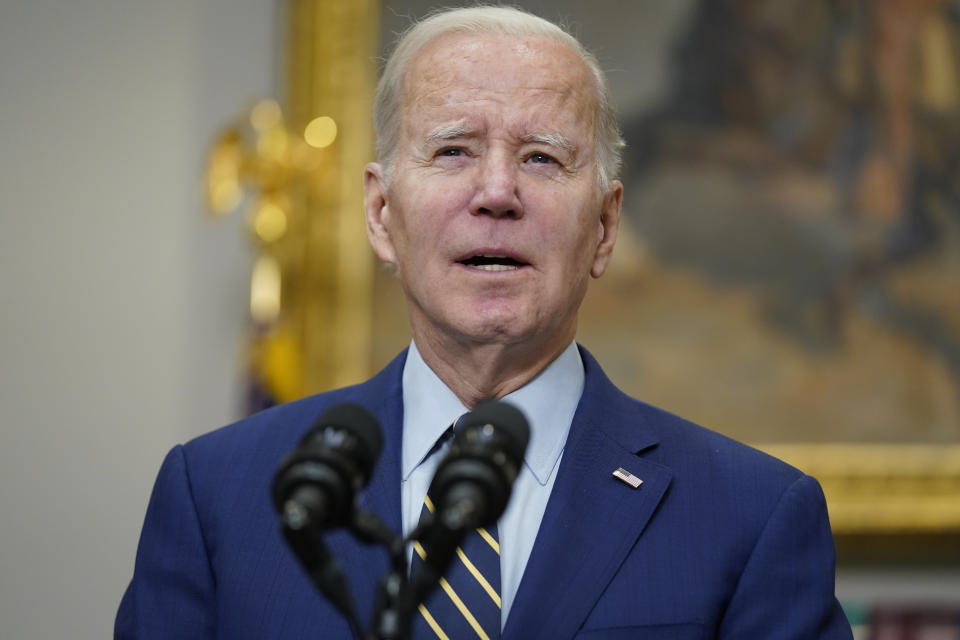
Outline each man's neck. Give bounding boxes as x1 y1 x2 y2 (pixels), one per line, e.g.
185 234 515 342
411 330 574 408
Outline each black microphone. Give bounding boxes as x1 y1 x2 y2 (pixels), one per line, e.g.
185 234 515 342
272 403 383 530
408 399 530 608
271 403 383 638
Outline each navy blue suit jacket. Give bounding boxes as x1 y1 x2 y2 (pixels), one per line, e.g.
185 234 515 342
117 347 852 639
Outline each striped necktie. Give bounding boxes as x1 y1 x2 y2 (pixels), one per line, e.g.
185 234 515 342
410 424 502 640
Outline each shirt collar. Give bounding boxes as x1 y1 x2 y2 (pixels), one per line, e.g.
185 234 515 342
401 340 584 486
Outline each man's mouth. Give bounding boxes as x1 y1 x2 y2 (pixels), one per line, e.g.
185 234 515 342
458 254 528 272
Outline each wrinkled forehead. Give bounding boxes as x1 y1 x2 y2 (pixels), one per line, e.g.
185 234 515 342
399 32 598 136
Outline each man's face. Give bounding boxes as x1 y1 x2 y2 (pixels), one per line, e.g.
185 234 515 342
365 32 621 355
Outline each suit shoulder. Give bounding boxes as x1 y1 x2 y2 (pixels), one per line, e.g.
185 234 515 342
185 385 360 457
647 399 797 470
579 346 804 491
638 397 804 486
182 351 406 467
588 375 808 511
612 395 825 553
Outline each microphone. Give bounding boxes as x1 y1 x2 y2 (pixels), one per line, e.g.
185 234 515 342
272 403 383 530
408 399 530 608
271 403 383 638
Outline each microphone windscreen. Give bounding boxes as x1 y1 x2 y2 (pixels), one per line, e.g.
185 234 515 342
459 399 530 463
308 403 384 475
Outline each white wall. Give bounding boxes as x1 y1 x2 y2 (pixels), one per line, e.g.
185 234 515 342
0 1 274 637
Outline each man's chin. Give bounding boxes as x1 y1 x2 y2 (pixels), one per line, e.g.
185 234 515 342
423 312 536 348
410 300 559 347
452 319 531 345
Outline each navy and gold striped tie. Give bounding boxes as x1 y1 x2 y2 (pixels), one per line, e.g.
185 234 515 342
410 426 502 639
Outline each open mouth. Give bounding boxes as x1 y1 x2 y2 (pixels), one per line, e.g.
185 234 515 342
458 254 528 272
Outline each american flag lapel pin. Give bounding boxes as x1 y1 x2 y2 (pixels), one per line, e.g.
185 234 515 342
612 467 643 489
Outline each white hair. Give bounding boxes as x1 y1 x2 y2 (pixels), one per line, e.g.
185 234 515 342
373 5 625 190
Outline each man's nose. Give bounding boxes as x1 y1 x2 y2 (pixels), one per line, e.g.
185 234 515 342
470 153 523 219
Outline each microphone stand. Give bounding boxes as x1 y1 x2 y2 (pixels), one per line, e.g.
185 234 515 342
288 487 498 637
280 499 366 640
340 508 469 639
282 504 423 640
350 511 413 640
278 484 453 640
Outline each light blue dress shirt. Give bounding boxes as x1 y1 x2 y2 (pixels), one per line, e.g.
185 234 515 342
400 340 585 626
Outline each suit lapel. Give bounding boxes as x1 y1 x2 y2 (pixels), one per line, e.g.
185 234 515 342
355 349 406 535
503 348 673 639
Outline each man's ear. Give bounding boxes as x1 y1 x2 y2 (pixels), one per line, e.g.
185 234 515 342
590 179 622 278
363 162 397 265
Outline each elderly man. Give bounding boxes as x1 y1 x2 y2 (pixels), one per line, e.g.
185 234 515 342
117 7 852 639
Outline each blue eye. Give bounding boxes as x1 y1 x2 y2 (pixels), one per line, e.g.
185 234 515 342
439 148 464 157
528 152 555 164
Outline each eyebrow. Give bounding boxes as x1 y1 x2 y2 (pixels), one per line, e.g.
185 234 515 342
423 124 475 146
421 126 579 158
520 132 577 157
